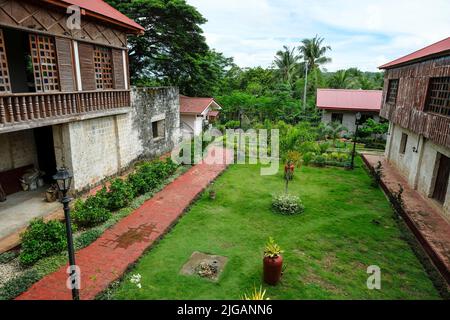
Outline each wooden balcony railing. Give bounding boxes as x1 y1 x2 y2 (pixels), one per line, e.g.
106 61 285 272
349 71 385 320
0 90 130 125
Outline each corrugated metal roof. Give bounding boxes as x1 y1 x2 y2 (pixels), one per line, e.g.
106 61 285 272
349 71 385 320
316 89 382 112
379 37 450 69
49 0 144 33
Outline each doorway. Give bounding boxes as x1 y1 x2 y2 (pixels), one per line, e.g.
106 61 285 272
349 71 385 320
432 153 450 204
33 126 57 184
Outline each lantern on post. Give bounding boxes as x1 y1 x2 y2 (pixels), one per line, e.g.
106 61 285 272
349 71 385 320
350 112 362 170
53 167 79 300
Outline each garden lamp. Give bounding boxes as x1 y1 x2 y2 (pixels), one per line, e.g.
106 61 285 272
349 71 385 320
53 167 79 300
350 113 362 170
53 167 72 196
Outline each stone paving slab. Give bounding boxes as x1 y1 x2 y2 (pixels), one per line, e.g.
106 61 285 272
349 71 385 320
362 153 450 285
16 147 231 300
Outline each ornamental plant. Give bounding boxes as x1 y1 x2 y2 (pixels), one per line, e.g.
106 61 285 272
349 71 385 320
264 237 284 259
272 194 305 215
19 218 68 266
242 286 270 300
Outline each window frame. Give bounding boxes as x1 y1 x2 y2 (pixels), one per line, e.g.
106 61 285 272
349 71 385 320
399 133 408 155
151 119 166 140
331 112 344 124
386 79 399 105
424 76 450 117
94 45 114 90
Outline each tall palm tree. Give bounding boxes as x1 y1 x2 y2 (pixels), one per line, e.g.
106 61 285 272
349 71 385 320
298 35 332 71
328 70 350 89
273 46 301 86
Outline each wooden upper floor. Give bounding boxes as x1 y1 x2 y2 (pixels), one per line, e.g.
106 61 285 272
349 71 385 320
380 38 450 149
0 0 143 133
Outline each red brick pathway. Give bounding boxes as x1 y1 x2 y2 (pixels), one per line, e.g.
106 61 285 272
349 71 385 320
17 147 232 300
362 154 450 285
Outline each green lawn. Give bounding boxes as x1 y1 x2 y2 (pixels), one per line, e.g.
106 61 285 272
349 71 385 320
109 160 440 300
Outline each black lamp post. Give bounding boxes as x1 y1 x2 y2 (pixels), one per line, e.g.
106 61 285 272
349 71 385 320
350 112 362 170
53 167 79 300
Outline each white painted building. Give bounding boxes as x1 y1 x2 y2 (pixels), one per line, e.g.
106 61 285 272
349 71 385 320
179 95 222 138
317 89 383 133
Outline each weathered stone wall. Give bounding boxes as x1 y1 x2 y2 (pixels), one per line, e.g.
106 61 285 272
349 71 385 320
386 123 450 217
53 87 181 192
0 130 37 172
131 87 181 158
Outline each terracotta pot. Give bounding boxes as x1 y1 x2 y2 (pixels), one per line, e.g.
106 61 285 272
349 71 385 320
263 255 283 285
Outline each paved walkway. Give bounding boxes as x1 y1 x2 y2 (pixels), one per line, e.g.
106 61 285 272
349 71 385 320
17 147 231 300
362 154 450 285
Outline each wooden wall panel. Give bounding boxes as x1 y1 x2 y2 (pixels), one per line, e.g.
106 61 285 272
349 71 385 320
380 55 450 148
55 37 75 92
0 28 11 94
112 49 125 90
0 0 127 48
78 42 96 91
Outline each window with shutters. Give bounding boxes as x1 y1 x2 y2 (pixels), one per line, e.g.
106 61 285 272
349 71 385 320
386 79 399 105
425 77 450 117
29 34 59 92
94 46 114 90
0 29 11 93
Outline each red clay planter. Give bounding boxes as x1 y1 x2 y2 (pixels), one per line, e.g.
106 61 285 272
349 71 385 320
263 255 283 285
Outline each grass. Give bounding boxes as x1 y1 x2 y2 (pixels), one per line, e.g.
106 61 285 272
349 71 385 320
107 159 441 300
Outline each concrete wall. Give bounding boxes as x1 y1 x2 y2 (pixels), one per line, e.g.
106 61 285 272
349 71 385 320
181 114 203 137
52 87 181 192
321 110 380 133
0 130 37 172
385 123 450 217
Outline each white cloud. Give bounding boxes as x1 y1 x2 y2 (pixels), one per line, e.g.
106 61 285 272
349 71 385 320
188 0 450 71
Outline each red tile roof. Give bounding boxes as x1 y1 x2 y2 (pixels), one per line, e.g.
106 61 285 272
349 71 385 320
208 110 220 117
45 0 144 33
316 89 382 112
180 96 215 115
379 37 450 69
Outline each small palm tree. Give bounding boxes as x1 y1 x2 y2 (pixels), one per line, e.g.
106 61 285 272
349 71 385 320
327 121 348 146
273 46 301 86
299 35 332 71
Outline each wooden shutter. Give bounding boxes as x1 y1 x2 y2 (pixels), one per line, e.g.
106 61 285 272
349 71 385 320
55 37 75 92
112 49 125 90
0 29 11 94
29 34 60 92
94 46 114 90
78 43 96 91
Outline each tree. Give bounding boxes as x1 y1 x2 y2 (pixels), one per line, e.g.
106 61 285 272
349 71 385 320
298 35 332 71
104 0 231 96
273 46 301 87
328 70 351 89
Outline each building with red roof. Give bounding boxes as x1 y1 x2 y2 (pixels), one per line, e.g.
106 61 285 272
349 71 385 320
180 95 222 137
379 37 450 217
316 89 383 133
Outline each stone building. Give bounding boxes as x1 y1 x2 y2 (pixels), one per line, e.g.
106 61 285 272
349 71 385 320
317 89 382 133
0 0 181 240
380 37 450 217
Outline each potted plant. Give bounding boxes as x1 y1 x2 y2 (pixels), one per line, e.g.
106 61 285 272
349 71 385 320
263 237 284 285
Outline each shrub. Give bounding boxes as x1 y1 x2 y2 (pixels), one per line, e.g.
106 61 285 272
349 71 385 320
224 120 240 129
314 154 326 167
19 219 67 266
72 199 112 229
302 152 315 166
272 194 305 215
319 142 331 154
0 251 18 264
108 178 135 211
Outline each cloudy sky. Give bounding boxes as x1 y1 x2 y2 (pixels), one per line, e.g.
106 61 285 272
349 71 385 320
187 0 450 72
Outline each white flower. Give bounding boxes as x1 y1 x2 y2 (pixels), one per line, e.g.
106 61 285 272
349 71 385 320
130 273 142 289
